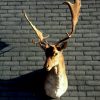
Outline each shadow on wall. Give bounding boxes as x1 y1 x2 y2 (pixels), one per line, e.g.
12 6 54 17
0 40 11 55
0 40 60 100
0 68 60 100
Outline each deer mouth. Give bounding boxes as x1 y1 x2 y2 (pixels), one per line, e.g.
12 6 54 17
45 64 59 72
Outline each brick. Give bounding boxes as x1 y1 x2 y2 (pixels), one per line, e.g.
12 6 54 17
19 66 28 70
76 56 92 61
68 51 83 56
61 97 78 100
69 91 86 96
51 25 66 30
52 17 66 21
93 56 100 61
79 97 95 100
10 66 21 71
0 30 13 34
76 47 92 51
94 76 100 80
94 66 100 70
8 9 22 14
13 47 32 52
0 2 7 5
22 1 36 5
15 6 29 10
85 61 100 66
86 71 100 75
12 56 26 61
3 61 19 66
20 61 35 66
35 61 44 66
68 80 85 85
37 17 51 21
37 9 51 13
20 52 35 56
76 37 100 42
69 42 83 47
68 86 77 91
0 66 10 70
67 66 76 70
4 52 19 57
37 1 50 5
68 61 84 66
82 24 97 29
76 76 93 80
84 52 100 56
19 70 32 75
0 57 11 61
0 71 3 75
68 75 76 80
95 86 100 91
68 71 85 75
44 5 58 9
52 9 66 13
45 21 59 25
74 34 82 38
6 26 21 30
1 21 19 26
76 66 92 71
0 26 6 30
65 56 75 60
63 92 69 96
1 6 15 10
8 2 21 6
87 91 100 96
39 25 52 29
78 86 94 91
28 56 43 61
86 81 100 86
84 42 99 47
90 45 100 52
82 16 96 21
50 1 62 5
82 8 96 13
59 5 66 9
96 97 100 100
27 66 36 70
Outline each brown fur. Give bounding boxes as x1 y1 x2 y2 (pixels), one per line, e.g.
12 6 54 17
44 45 68 98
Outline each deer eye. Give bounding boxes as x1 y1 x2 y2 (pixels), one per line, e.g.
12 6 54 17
54 53 58 56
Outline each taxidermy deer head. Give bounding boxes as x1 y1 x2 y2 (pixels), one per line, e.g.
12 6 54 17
23 0 81 98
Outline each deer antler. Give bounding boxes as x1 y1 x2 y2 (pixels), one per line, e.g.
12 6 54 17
23 10 49 45
56 0 81 45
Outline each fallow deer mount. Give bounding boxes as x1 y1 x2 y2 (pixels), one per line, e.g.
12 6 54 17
23 0 81 98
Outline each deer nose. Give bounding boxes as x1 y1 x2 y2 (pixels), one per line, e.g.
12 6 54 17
46 65 50 70
47 65 49 68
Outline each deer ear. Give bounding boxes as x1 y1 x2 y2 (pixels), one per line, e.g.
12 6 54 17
40 43 49 51
57 42 67 51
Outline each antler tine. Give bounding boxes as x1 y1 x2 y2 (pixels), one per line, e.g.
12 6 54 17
56 0 81 46
23 10 49 44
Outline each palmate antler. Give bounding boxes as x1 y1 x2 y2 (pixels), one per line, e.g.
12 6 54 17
56 0 81 45
23 0 81 47
23 10 44 42
23 10 49 47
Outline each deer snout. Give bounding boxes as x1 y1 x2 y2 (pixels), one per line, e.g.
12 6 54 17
44 63 51 71
44 58 52 71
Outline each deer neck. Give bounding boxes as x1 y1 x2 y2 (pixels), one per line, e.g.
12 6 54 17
45 53 68 98
53 53 66 75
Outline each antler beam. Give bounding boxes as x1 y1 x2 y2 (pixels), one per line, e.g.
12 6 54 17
56 0 81 45
23 10 49 44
